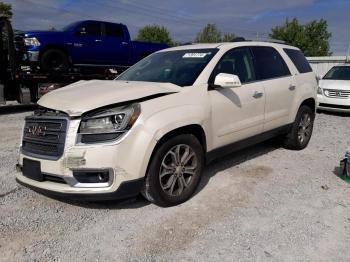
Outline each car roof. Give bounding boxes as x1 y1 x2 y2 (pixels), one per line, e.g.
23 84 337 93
332 63 350 67
162 41 299 52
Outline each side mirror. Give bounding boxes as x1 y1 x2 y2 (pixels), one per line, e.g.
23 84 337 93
75 28 86 36
214 73 241 88
316 75 322 81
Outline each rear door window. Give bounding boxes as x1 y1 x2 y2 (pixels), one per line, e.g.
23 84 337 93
251 46 291 80
283 48 312 73
105 23 124 38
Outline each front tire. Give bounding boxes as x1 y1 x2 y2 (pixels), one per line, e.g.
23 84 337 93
142 134 204 207
40 49 69 72
283 105 315 150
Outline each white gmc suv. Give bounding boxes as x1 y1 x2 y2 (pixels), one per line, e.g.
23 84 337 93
16 41 317 206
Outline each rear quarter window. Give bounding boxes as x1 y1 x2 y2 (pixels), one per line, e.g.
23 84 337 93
251 46 291 80
283 48 312 74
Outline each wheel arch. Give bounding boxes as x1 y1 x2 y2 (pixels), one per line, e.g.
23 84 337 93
145 124 207 177
291 97 316 123
38 44 71 63
300 97 316 112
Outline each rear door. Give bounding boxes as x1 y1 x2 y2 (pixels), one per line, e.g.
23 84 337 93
209 47 265 148
71 21 104 64
250 46 296 131
101 23 132 66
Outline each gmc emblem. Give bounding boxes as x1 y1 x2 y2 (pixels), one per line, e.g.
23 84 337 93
28 125 46 137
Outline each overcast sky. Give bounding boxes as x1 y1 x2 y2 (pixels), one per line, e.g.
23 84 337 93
5 0 350 55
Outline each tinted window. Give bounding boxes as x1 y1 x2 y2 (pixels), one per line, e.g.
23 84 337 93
105 23 124 38
323 66 350 80
117 49 218 87
284 48 312 73
251 46 290 80
78 22 101 36
211 47 256 84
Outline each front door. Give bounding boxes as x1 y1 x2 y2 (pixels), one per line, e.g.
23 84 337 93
209 47 265 149
71 21 104 64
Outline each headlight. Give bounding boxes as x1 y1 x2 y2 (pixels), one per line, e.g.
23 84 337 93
78 104 141 144
317 87 323 95
24 37 41 46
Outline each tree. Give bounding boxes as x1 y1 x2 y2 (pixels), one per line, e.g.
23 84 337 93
195 24 235 43
222 33 236 42
135 25 174 47
195 24 221 43
0 2 12 18
270 18 332 56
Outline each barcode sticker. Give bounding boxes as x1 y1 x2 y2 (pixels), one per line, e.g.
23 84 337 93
183 52 210 58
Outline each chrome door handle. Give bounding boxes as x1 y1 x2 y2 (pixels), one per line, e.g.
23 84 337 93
121 41 129 45
253 91 263 98
289 85 296 91
95 39 102 42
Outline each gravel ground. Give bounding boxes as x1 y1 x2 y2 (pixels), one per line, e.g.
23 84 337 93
0 111 350 262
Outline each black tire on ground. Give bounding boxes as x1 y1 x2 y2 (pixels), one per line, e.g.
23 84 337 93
142 134 204 207
40 49 69 72
283 105 315 150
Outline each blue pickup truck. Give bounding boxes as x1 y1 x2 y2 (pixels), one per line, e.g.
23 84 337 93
22 20 168 71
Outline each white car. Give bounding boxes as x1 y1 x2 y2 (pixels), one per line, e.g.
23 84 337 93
317 64 350 112
16 41 317 206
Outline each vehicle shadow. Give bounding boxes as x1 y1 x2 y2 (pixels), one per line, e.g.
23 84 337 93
48 139 281 210
46 193 150 210
0 103 37 115
194 138 281 197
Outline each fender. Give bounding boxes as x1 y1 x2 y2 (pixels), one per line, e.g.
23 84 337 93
288 75 317 123
144 104 209 142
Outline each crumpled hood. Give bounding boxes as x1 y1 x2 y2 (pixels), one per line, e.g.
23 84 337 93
38 80 182 116
319 79 350 90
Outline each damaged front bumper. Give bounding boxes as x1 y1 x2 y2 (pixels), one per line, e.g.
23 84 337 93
16 117 156 201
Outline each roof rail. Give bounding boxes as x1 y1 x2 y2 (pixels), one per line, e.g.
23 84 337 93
230 37 247 42
256 38 292 45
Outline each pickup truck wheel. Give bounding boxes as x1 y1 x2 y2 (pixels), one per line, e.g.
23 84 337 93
142 134 204 207
40 49 69 72
283 105 315 150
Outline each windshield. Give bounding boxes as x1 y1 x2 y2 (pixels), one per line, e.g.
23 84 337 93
117 48 218 87
61 21 80 31
323 66 350 80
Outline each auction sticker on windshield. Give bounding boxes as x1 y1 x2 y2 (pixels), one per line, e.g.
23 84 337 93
183 53 211 58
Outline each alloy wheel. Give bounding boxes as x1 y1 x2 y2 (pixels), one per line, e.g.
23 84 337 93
297 112 312 144
159 144 198 197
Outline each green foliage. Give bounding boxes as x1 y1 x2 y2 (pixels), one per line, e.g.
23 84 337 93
195 24 235 43
195 24 221 43
0 2 12 18
270 18 332 56
222 33 236 42
135 25 174 47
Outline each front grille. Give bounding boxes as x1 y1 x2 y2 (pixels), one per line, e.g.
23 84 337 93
324 89 350 99
22 116 68 159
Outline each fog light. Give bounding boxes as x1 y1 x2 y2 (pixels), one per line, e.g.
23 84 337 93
73 170 110 183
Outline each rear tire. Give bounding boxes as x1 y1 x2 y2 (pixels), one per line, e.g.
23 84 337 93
142 134 204 207
283 105 315 150
40 49 69 72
